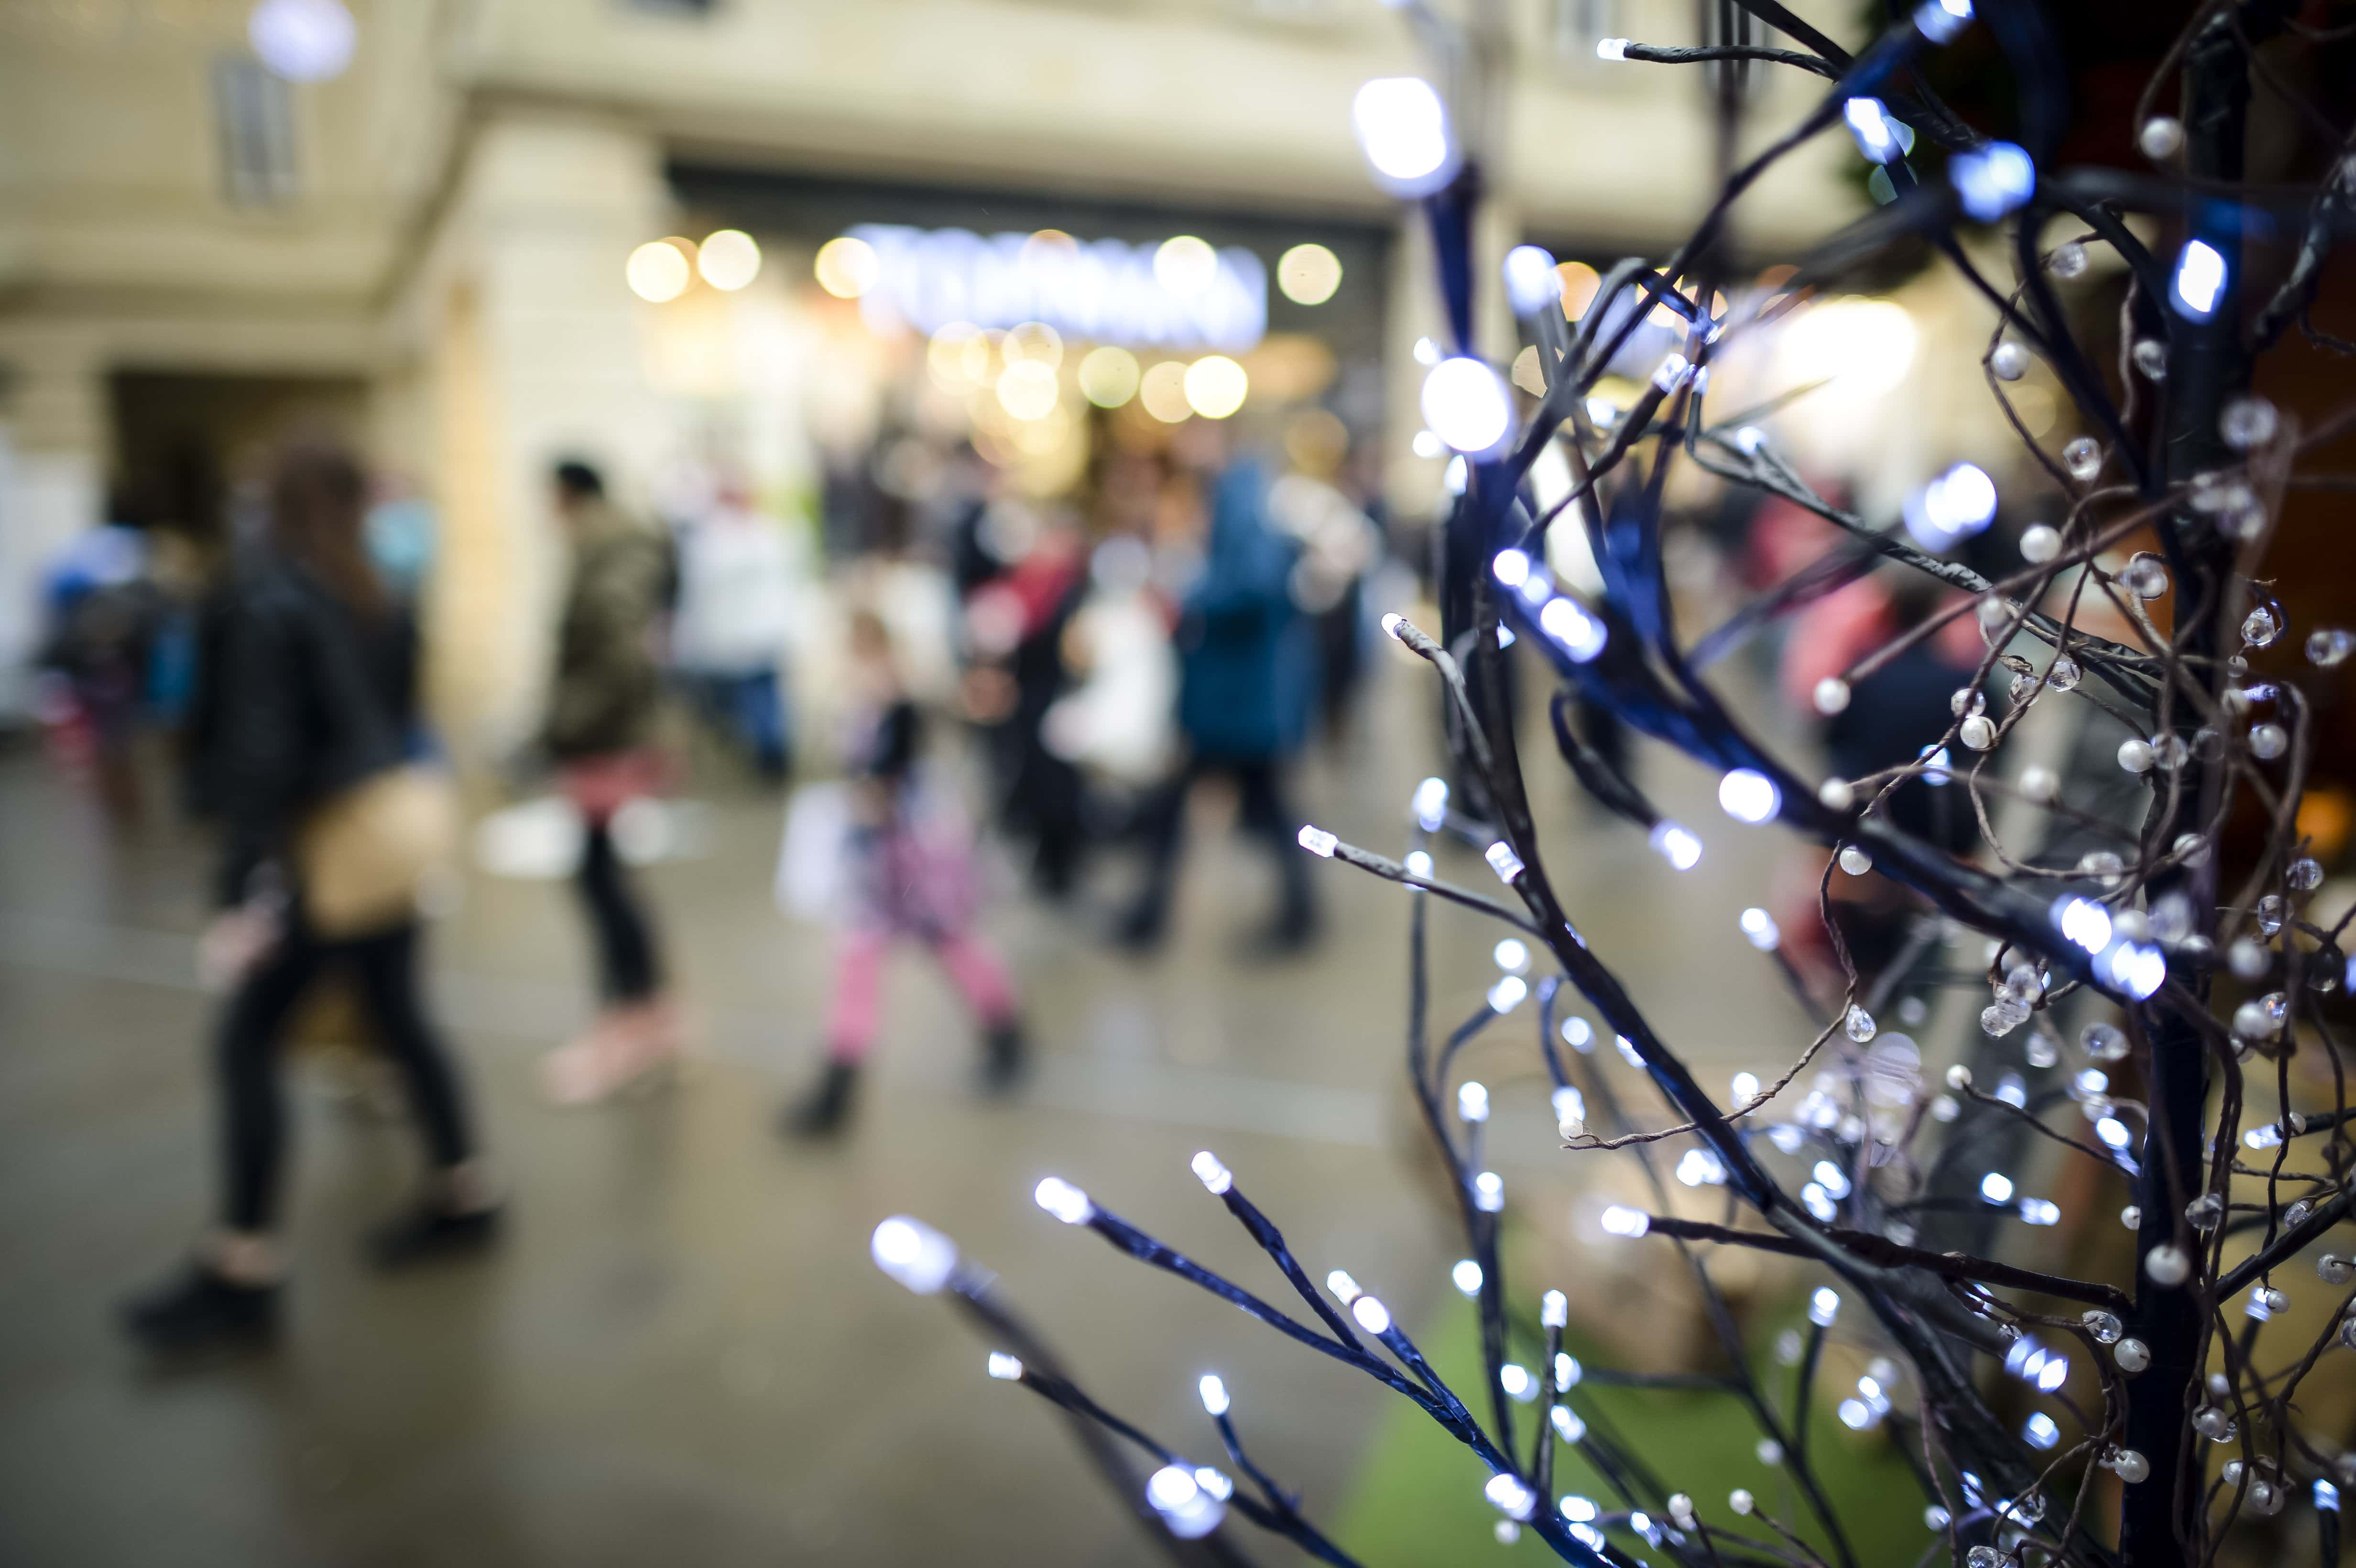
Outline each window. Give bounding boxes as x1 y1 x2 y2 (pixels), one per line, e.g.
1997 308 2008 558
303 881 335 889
212 54 299 208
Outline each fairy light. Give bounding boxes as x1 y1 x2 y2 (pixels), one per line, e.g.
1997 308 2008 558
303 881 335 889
1600 1205 1651 1238
1739 907 1781 950
1542 1291 1567 1329
1487 975 1528 1013
1492 938 1528 972
1731 1071 1761 1103
1472 1171 1505 1213
2024 1412 2060 1450
1554 1084 1586 1137
1718 768 1782 824
1560 1017 1593 1053
1351 1296 1393 1334
1915 0 1974 44
1484 1473 1537 1521
988 1352 1025 1380
1421 358 1513 454
1457 1082 1491 1122
1412 775 1450 831
871 1216 959 1295
1980 1172 2015 1204
1191 1150 1233 1195
1499 1363 1537 1402
1485 840 1526 882
1503 245 1563 316
1551 1406 1586 1443
1199 1374 1230 1416
1538 596 1608 661
1452 1259 1484 1296
1297 825 1339 858
1352 76 1456 196
1809 1287 1840 1326
1843 98 1902 163
1950 141 2035 220
1147 1463 1226 1538
2053 896 2113 953
1648 821 1702 870
1325 1270 1362 1305
2173 239 2227 319
1555 1352 1581 1388
1034 1177 1094 1225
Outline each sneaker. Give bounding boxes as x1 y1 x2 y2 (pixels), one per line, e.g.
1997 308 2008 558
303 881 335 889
368 1201 502 1271
980 1022 1028 1093
781 1061 858 1138
122 1262 279 1354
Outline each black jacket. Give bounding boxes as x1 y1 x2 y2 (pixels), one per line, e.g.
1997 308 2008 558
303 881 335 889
185 551 416 907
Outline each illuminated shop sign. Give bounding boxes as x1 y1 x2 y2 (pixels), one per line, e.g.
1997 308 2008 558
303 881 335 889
848 224 1267 350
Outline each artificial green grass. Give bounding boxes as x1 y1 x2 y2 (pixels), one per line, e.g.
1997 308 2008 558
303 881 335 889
1331 1298 1931 1566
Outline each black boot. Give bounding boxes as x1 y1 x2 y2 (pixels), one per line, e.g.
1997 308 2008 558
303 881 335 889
783 1061 858 1137
368 1201 502 1271
980 1021 1028 1093
122 1262 279 1354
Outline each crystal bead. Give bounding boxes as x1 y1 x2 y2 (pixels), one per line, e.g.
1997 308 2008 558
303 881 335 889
1981 1001 2029 1036
2138 117 2184 158
1844 1005 1876 1043
2062 436 2102 481
2050 241 2088 278
2025 1033 2058 1067
2249 723 2287 761
2252 1286 2289 1315
1838 846 1872 876
2192 1405 2236 1442
1950 686 1985 716
2080 849 2124 879
2120 553 2169 598
2221 396 2279 451
2082 1309 2122 1343
1991 341 2029 381
2117 738 2155 774
2256 895 2286 935
2186 1193 2224 1230
1967 1548 2003 1568
2309 628 2356 667
2131 338 2168 380
2248 1479 2283 1516
2081 1022 2128 1061
2046 656 2080 691
2288 857 2323 890
2242 605 2281 647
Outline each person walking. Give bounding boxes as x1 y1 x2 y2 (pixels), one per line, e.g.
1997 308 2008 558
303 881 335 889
123 439 495 1353
1117 436 1320 954
537 460 686 1104
784 609 1025 1135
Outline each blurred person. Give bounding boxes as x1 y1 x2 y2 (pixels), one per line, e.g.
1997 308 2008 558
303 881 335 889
35 508 169 824
784 608 1025 1135
538 459 686 1105
1117 425 1320 954
1266 426 1382 749
672 474 798 780
123 439 494 1354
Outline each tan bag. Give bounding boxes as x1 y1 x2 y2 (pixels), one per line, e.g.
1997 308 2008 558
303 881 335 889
294 764 459 938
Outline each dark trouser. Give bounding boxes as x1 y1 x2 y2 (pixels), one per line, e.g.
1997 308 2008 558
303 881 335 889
1130 753 1314 933
218 922 473 1231
575 818 661 1002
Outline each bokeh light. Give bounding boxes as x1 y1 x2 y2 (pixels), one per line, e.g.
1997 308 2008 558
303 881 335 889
1154 236 1219 297
1183 355 1249 419
249 0 355 81
928 323 982 391
626 240 693 303
1276 244 1342 305
1003 321 1064 368
1078 345 1141 407
815 235 881 298
996 360 1061 422
1782 296 1917 393
1557 261 1601 320
697 229 763 291
1139 360 1193 423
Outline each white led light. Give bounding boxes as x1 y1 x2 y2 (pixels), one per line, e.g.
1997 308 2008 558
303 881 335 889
1906 462 1999 551
1503 245 1564 316
1421 358 1514 454
1200 1374 1230 1416
1719 768 1781 824
1950 141 2036 221
1034 1176 1094 1225
1351 1295 1393 1334
1491 549 1531 588
1843 98 1901 163
1538 596 1608 661
1352 76 1456 195
2053 895 2113 954
987 1352 1024 1380
1296 825 1338 858
1599 1205 1650 1238
1542 1290 1568 1328
2173 239 2227 319
1594 37 1629 61
1981 1172 2015 1204
1472 1170 1505 1213
1492 939 1529 973
1403 849 1434 880
1487 975 1528 1014
871 1216 959 1295
1485 840 1526 882
1560 1493 1598 1523
1552 1406 1587 1443
1809 1287 1841 1326
1648 821 1702 870
1457 1081 1492 1123
1147 1464 1225 1538
1190 1150 1233 1195
1500 1363 1537 1402
1411 776 1450 832
1452 1258 1484 1296
1326 1270 1361 1303
1484 1472 1537 1521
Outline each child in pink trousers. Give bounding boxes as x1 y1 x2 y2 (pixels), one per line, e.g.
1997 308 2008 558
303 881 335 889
784 609 1025 1135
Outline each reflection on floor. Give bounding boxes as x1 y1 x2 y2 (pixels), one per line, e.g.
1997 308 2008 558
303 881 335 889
0 671 1800 1565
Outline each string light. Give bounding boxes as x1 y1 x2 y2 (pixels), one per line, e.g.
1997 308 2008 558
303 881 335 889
988 1352 1025 1380
1718 768 1782 823
1191 1151 1233 1195
1452 1259 1484 1296
1352 77 1456 195
1034 1177 1094 1225
1199 1374 1230 1416
871 1216 958 1295
1648 822 1702 870
1421 358 1514 455
2173 239 2228 318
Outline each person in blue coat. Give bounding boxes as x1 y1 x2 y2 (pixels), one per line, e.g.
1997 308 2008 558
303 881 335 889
1117 437 1320 953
